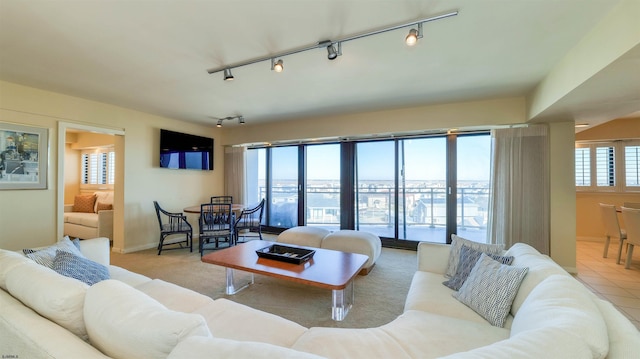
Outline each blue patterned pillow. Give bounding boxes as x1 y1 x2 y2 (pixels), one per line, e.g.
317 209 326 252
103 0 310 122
23 236 85 268
454 253 528 327
52 250 110 286
443 245 514 291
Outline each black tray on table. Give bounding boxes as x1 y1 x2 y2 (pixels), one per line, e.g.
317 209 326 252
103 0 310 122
256 244 315 264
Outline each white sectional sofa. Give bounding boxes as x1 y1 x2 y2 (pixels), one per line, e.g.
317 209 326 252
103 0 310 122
1 236 639 359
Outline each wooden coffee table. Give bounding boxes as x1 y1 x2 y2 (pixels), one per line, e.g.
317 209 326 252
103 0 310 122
201 240 368 321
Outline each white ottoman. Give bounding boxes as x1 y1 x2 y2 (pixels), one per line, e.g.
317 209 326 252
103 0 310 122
321 230 382 275
276 226 330 248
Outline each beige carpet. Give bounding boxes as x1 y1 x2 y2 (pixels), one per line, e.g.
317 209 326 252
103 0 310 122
110 238 416 329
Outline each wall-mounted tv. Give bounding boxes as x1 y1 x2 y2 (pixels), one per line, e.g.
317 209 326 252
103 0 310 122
159 129 214 170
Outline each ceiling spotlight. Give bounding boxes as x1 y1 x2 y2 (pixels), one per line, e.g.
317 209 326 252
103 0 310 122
239 116 245 124
327 43 341 60
216 119 223 127
575 123 590 128
405 23 423 46
272 59 284 72
223 68 234 81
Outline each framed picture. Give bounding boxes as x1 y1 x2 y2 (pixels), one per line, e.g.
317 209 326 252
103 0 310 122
0 122 48 190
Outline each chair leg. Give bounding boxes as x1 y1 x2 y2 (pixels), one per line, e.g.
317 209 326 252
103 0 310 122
158 235 164 255
603 236 611 258
616 239 625 264
625 244 635 269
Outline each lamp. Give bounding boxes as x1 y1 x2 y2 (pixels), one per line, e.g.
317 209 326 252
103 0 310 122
206 10 458 80
216 119 223 127
215 115 246 127
272 59 284 72
223 68 234 81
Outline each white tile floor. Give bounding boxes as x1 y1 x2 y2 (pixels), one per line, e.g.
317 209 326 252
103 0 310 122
575 240 640 330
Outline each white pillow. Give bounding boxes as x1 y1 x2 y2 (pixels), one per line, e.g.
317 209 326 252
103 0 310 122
511 275 609 359
454 253 528 327
5 261 89 340
0 248 31 290
84 280 211 359
445 234 503 278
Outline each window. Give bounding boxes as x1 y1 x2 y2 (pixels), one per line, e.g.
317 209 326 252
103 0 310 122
81 148 115 187
575 140 640 192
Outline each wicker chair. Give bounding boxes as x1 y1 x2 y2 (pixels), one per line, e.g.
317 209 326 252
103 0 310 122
234 199 265 243
153 201 193 255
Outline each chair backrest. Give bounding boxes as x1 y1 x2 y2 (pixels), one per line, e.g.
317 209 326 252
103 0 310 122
623 202 640 209
599 203 623 238
154 201 190 232
210 196 233 204
200 203 233 233
236 199 265 229
621 207 640 246
153 201 166 230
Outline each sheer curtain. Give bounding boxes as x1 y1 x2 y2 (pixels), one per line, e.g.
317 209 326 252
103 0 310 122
224 146 246 205
488 125 550 254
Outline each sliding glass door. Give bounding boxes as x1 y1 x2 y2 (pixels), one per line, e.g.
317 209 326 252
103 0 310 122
306 144 341 230
269 146 298 228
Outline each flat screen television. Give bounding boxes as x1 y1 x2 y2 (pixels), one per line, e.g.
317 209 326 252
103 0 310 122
159 129 214 170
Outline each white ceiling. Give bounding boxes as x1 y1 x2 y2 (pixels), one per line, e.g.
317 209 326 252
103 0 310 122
1 0 638 129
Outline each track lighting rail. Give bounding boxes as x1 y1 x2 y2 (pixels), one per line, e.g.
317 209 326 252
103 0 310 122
206 10 458 78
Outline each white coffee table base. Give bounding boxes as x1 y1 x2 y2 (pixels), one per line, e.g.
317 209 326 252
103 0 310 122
332 280 355 321
225 268 254 295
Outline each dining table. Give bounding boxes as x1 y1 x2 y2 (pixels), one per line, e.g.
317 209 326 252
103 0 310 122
183 204 244 214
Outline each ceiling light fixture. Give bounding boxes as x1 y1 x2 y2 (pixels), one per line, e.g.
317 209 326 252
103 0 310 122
405 23 423 46
223 68 234 81
272 59 284 72
206 10 458 80
215 115 246 127
575 123 590 128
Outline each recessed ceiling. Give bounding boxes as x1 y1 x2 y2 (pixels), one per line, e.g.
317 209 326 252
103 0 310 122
0 0 637 129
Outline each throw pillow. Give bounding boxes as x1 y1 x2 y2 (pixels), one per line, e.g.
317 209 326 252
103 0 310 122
454 253 528 327
73 194 96 213
52 250 110 286
443 245 514 291
23 236 85 268
96 202 113 211
445 234 504 278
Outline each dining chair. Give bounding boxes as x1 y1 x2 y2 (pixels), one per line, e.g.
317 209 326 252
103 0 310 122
623 202 640 209
598 203 627 264
620 207 640 269
210 196 233 204
153 201 193 255
234 199 266 243
199 203 234 256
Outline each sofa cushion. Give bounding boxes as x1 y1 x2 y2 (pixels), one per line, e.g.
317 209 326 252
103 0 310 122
454 254 528 327
277 226 330 248
108 265 153 287
505 243 569 316
445 234 503 278
168 336 326 359
5 261 89 340
135 279 214 313
591 295 640 358
96 202 113 211
443 245 514 291
74 194 96 213
93 191 114 213
52 250 110 286
63 212 100 227
84 280 211 359
193 298 308 347
511 274 609 359
0 248 31 290
22 236 85 268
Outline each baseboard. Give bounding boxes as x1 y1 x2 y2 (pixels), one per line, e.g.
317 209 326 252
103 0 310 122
562 266 578 274
111 242 157 254
577 236 603 242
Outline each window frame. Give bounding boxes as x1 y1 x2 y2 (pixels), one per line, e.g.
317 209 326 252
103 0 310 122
80 147 115 190
575 140 640 193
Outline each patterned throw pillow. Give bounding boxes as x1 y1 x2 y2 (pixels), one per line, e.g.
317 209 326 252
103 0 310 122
73 194 96 213
96 202 113 212
52 250 110 286
443 245 514 291
445 234 504 278
454 253 528 327
23 236 85 268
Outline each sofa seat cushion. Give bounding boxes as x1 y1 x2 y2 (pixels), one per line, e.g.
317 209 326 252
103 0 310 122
404 271 514 328
84 280 211 359
168 336 327 359
5 261 89 340
108 265 152 287
438 327 592 359
135 279 214 313
505 243 569 316
64 212 99 227
192 298 307 348
511 274 609 359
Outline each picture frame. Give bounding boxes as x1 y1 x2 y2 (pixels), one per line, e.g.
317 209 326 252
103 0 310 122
0 122 48 190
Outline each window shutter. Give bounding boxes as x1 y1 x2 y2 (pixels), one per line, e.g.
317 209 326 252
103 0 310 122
595 146 615 187
575 148 590 186
626 145 640 187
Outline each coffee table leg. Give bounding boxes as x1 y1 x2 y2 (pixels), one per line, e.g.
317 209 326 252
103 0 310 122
225 268 254 295
331 280 354 321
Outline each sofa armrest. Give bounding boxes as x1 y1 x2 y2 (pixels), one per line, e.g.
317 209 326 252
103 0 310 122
79 237 110 266
97 210 114 240
417 242 451 274
64 204 74 212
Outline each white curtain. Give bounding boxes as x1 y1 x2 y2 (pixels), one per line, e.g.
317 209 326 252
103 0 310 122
224 146 246 205
488 125 550 254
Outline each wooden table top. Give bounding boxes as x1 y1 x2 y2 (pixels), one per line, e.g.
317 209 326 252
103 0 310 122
183 204 244 214
201 240 368 290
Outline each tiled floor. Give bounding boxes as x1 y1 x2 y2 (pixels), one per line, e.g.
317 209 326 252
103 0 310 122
575 240 640 330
